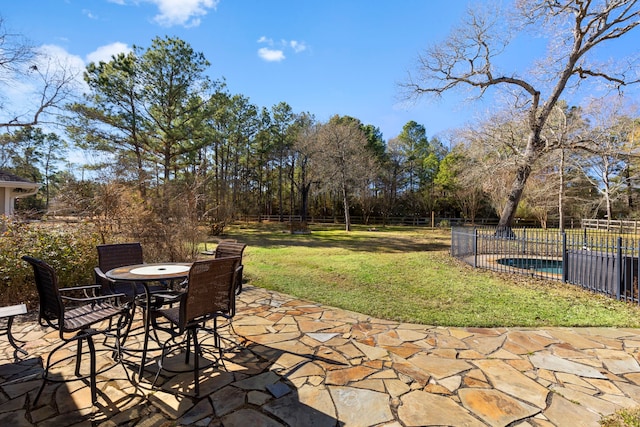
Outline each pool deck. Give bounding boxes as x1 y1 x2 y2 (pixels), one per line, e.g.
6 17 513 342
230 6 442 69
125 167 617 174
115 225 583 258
2 285 640 426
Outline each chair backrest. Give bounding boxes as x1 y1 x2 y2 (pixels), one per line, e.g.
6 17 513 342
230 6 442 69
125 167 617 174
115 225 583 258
97 243 144 272
181 257 242 328
21 256 64 328
95 243 144 293
214 241 247 262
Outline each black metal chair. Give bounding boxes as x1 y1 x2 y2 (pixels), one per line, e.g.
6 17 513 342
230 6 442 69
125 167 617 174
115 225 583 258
152 257 242 396
95 243 182 326
95 243 167 301
21 255 130 406
213 241 247 294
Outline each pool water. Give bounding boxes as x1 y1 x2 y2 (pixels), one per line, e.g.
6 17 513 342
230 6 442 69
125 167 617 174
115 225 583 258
496 257 562 274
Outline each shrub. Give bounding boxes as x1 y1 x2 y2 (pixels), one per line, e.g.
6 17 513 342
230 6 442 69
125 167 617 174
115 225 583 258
0 217 101 308
86 182 204 263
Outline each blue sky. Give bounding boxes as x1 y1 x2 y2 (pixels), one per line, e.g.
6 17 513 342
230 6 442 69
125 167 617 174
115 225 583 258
2 0 638 143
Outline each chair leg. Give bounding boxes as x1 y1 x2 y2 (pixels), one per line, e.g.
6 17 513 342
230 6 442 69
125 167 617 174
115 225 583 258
33 339 66 406
214 317 225 361
75 338 83 377
102 317 114 346
107 304 134 349
87 336 97 404
213 317 219 348
151 336 172 391
193 329 200 396
112 312 127 361
185 329 191 365
122 304 135 342
121 308 133 340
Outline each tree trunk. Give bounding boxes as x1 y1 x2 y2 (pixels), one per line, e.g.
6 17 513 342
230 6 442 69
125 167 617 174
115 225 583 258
300 182 311 222
496 163 531 232
342 184 351 232
558 150 565 232
278 152 284 222
496 134 542 234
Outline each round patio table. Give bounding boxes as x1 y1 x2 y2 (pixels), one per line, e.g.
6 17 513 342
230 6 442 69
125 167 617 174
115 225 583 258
106 263 192 378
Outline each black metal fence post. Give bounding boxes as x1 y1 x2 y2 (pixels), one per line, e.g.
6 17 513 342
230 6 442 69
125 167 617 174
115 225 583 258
616 237 622 300
637 241 640 305
562 232 567 283
473 228 478 268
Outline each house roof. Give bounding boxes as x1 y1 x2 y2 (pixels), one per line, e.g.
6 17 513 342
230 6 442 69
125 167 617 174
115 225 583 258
0 170 40 189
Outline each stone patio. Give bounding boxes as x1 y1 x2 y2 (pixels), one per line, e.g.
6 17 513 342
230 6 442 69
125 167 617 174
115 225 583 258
2 285 640 426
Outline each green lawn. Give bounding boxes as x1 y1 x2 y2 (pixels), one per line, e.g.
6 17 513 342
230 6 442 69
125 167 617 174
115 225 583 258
216 223 640 328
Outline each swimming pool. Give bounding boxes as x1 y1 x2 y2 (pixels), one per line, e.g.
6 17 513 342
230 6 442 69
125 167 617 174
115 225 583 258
496 257 563 274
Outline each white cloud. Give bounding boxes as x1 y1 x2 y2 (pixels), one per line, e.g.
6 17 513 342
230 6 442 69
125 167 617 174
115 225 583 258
257 37 308 62
290 40 307 53
258 47 285 62
36 45 87 76
82 9 98 19
85 42 131 64
149 0 219 27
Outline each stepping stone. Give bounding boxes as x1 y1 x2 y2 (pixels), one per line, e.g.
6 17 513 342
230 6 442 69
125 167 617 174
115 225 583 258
307 333 338 343
266 381 292 398
353 341 389 361
264 387 337 427
398 390 484 427
474 359 549 409
407 354 472 379
459 388 540 425
529 352 607 379
329 386 394 427
544 392 602 426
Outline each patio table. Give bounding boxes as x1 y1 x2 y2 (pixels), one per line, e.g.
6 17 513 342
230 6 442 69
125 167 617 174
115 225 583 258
0 303 28 357
106 263 191 378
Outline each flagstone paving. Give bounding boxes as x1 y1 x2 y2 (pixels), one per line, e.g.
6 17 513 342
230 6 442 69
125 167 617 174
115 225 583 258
2 285 640 426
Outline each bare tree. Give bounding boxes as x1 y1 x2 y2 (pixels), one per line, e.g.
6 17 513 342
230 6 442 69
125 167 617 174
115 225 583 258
0 17 80 128
575 97 639 219
291 112 320 223
316 116 375 231
402 0 640 232
520 154 562 229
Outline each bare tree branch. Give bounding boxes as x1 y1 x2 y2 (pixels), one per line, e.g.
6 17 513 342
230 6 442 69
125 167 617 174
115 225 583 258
401 0 640 229
0 16 81 129
0 55 80 128
0 17 34 79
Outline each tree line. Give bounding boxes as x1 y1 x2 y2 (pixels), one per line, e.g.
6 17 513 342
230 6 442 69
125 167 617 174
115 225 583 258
1 1 640 239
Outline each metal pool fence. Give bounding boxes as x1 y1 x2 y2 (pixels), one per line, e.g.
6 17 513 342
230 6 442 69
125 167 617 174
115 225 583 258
451 226 640 303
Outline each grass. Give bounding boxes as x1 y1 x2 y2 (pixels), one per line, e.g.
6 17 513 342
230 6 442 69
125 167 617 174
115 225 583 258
215 222 640 328
601 407 640 427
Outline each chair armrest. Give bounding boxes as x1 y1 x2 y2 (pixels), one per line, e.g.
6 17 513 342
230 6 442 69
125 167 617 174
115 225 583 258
60 292 126 303
94 267 115 283
59 284 102 293
152 290 185 302
234 264 244 295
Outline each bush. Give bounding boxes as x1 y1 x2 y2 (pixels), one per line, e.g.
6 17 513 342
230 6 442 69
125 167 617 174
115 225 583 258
87 182 204 263
0 217 101 309
438 219 451 228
